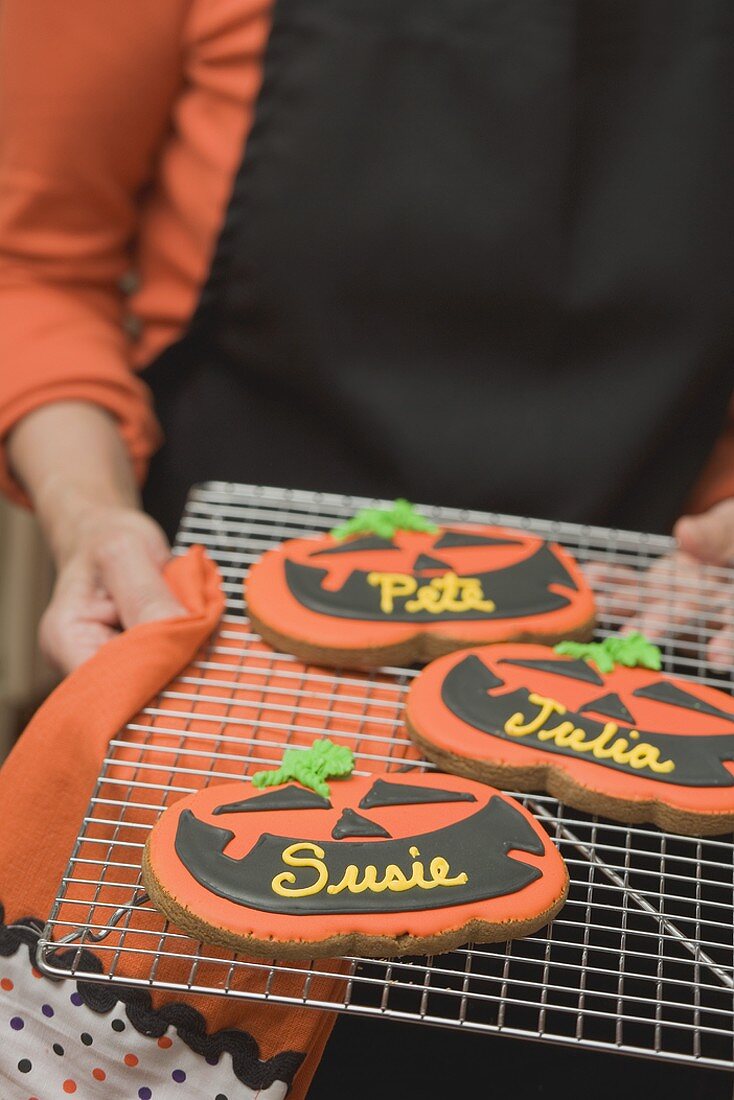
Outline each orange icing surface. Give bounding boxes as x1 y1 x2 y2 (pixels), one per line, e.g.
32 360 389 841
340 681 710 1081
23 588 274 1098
406 644 734 814
245 526 595 652
147 772 568 944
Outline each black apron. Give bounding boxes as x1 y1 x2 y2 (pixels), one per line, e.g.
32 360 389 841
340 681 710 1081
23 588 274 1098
143 0 734 542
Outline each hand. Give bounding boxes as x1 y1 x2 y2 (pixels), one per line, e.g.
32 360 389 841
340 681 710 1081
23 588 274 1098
587 499 734 670
7 402 187 675
39 505 187 674
675 498 734 566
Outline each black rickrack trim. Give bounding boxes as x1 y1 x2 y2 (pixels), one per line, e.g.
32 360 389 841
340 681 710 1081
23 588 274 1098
0 905 306 1092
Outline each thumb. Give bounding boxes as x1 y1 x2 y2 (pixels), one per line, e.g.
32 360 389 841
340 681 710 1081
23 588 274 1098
97 533 188 630
674 499 734 566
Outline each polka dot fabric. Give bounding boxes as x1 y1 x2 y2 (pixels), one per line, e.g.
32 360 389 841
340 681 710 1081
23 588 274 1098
0 952 289 1099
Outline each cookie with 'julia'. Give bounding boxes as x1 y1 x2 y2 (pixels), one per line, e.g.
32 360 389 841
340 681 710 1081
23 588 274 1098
245 499 595 668
405 634 734 836
142 740 568 958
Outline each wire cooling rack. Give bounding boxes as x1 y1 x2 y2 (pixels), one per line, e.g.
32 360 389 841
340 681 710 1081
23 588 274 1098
37 483 734 1071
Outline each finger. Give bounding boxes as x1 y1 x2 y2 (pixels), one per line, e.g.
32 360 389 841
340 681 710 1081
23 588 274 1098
620 605 669 643
49 557 122 622
582 562 640 592
95 532 187 630
583 556 645 579
674 501 734 565
584 558 700 627
582 562 641 620
708 626 734 671
88 596 122 626
39 563 121 674
624 588 717 639
623 608 673 643
138 518 176 568
619 578 692 641
42 617 120 674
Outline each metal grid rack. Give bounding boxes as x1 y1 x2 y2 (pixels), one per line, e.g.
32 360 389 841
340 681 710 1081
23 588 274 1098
37 483 734 1072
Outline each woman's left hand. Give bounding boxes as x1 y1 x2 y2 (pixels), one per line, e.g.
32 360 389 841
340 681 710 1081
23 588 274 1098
585 498 734 671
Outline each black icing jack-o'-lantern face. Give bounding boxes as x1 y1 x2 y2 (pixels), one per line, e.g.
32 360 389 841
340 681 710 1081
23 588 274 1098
172 775 548 916
145 770 569 955
283 529 582 622
431 649 734 788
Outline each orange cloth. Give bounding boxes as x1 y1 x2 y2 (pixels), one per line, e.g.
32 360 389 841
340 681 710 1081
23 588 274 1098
0 0 732 511
0 547 224 921
0 545 340 1099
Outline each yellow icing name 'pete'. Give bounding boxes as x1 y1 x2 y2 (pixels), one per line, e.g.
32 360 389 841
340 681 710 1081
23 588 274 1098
366 571 496 615
271 843 468 898
504 693 676 774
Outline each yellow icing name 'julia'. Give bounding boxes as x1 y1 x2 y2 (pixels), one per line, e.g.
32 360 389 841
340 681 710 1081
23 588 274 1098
271 843 469 898
366 571 496 615
504 693 676 774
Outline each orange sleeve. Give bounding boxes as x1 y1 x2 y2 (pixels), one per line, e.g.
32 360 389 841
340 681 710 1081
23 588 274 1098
685 394 734 516
0 0 189 506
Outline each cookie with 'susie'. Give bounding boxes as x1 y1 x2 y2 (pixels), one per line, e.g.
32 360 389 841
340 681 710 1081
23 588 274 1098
245 500 595 669
405 635 734 836
142 742 568 959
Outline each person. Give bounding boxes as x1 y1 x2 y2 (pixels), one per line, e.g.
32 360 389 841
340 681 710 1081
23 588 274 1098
0 1 732 1097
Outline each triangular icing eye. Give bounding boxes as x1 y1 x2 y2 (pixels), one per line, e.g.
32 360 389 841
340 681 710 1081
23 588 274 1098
433 531 523 549
444 654 506 694
413 553 452 571
632 681 734 723
331 808 393 840
500 657 604 686
213 786 332 815
358 779 477 810
309 536 398 557
579 692 636 725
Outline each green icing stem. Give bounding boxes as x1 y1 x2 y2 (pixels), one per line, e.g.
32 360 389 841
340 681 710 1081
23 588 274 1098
330 498 438 541
251 738 355 798
554 631 662 674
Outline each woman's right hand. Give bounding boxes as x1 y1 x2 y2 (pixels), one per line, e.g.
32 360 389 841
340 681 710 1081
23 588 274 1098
7 400 186 676
39 503 186 673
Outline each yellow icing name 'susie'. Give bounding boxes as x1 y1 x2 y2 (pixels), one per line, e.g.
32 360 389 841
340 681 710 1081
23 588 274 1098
366 571 495 615
271 843 468 898
504 693 675 774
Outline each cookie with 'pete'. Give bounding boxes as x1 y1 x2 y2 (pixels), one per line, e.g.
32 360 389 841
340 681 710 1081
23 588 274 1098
245 499 595 669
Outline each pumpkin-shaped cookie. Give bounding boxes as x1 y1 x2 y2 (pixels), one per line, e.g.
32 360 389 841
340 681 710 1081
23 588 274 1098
143 771 568 958
245 502 594 668
405 638 734 835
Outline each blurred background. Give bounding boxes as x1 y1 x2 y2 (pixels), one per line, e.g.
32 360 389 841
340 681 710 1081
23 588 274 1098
0 500 55 760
